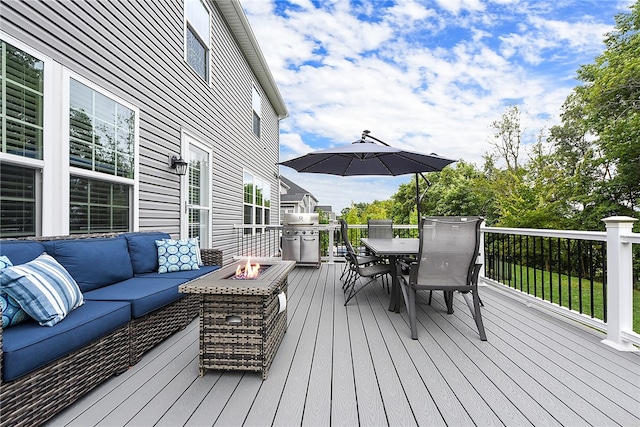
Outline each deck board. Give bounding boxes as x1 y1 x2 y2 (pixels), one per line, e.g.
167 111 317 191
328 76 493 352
329 265 359 426
44 263 640 427
301 264 334 427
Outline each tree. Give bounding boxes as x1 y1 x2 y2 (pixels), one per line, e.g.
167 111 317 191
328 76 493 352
575 1 640 213
488 105 522 171
389 162 496 224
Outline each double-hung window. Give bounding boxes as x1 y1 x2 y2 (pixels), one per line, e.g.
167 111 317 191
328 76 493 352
185 0 210 82
243 170 270 235
68 78 136 233
0 37 138 238
0 40 44 237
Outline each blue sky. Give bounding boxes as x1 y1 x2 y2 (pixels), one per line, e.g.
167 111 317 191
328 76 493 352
242 0 632 213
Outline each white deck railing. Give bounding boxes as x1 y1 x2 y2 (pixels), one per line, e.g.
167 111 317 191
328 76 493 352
479 216 639 351
235 216 639 351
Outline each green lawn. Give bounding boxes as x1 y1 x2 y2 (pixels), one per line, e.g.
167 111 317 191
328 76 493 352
493 264 640 333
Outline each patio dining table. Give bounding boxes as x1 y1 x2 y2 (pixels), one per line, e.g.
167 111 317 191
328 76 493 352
360 238 419 312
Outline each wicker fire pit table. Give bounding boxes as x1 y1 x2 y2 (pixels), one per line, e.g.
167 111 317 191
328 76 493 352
179 258 295 380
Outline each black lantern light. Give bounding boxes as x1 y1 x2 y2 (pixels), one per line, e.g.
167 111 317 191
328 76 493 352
169 155 188 176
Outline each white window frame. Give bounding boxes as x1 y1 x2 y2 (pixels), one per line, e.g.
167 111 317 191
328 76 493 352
184 0 211 83
180 129 212 247
64 71 140 233
1 33 53 235
0 32 140 236
243 169 270 235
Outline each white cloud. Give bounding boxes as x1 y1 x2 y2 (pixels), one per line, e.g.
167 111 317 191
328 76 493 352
241 0 620 212
434 0 485 14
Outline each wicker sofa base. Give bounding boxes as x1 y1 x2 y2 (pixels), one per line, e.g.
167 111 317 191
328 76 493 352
129 293 200 365
0 235 223 425
0 324 129 427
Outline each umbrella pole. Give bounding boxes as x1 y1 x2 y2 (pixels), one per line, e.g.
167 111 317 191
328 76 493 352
415 172 420 221
415 172 432 222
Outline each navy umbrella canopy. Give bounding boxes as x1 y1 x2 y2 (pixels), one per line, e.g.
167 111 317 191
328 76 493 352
279 131 456 218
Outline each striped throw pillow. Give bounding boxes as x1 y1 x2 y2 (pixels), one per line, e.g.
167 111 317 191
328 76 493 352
0 253 84 327
0 255 31 328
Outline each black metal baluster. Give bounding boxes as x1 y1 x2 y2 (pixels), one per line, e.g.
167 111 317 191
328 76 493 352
548 237 553 304
589 242 595 319
602 241 607 323
557 237 562 307
525 235 530 294
567 239 572 311
578 239 583 315
519 234 523 292
533 236 538 296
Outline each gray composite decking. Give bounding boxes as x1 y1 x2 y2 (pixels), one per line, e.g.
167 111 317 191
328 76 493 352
46 263 640 426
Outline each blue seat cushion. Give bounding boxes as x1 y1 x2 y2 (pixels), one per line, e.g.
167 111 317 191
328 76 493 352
83 277 190 318
0 240 46 265
42 237 134 292
1 300 131 381
122 232 171 275
135 265 220 281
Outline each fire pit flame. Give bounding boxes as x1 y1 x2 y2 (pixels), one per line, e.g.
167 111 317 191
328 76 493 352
235 257 261 279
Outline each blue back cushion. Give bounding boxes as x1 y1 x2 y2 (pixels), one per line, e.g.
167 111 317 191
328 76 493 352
42 237 134 292
122 232 171 275
0 240 46 265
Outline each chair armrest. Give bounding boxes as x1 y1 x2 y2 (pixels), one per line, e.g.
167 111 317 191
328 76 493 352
470 263 482 285
200 248 223 266
397 258 418 282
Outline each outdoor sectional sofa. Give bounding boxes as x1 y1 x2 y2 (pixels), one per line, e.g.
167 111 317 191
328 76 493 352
0 232 222 427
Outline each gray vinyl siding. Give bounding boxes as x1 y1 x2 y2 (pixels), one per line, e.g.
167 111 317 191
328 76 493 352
1 0 284 264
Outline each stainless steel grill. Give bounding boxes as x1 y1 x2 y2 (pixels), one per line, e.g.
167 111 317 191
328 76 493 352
282 213 321 268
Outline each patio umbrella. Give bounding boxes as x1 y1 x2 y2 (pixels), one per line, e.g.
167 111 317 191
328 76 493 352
279 130 456 218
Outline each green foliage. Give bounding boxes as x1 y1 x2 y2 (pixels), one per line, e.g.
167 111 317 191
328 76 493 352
573 1 640 213
341 200 393 224
337 3 639 286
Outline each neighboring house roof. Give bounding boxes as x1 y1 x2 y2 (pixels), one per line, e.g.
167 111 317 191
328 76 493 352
215 0 288 119
280 194 306 203
280 176 318 203
315 205 333 212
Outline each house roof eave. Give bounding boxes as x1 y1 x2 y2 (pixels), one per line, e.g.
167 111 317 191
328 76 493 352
214 0 289 119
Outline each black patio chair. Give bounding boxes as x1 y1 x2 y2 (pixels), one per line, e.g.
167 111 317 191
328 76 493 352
399 216 487 340
338 219 383 289
366 219 395 291
343 250 392 305
367 219 393 239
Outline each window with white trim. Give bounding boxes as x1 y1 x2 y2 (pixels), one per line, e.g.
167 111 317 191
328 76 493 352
68 79 136 233
185 0 210 82
1 40 44 237
252 86 261 138
243 170 270 235
0 37 138 237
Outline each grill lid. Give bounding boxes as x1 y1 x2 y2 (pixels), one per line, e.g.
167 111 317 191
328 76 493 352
283 213 319 227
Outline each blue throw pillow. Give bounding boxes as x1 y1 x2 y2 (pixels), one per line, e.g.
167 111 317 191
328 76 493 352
0 253 84 327
42 237 134 292
156 238 201 273
0 255 30 328
123 232 171 275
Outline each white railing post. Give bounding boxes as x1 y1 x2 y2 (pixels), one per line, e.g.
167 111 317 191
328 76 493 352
327 224 335 264
602 216 638 351
479 220 486 281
